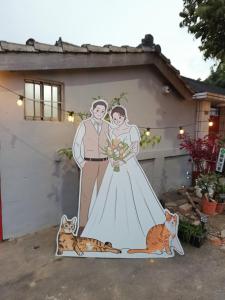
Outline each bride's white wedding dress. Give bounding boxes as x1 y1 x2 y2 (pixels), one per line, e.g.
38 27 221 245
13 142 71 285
81 124 167 251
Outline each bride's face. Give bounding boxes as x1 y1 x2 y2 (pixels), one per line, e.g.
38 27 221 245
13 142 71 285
112 112 125 126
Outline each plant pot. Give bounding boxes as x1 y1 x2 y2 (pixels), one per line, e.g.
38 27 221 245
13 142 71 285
178 222 207 248
202 198 217 215
216 202 225 214
200 194 209 210
190 234 207 248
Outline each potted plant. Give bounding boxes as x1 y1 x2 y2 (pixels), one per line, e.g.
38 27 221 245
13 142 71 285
195 173 218 215
178 220 207 248
179 133 225 185
214 182 225 213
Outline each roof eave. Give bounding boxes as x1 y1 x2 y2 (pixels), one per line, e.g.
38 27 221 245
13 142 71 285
0 49 193 100
193 92 225 104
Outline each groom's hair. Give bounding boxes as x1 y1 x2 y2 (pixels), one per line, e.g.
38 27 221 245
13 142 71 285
92 100 107 110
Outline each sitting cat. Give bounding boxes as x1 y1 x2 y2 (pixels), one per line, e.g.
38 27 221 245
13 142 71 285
56 215 121 256
128 209 183 256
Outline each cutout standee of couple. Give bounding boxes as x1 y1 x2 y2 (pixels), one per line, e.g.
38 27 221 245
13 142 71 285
56 99 184 258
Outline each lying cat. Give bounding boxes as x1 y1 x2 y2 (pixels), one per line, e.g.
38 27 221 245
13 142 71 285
128 209 183 256
56 215 121 256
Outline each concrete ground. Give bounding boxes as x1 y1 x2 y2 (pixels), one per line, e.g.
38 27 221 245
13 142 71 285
0 226 225 300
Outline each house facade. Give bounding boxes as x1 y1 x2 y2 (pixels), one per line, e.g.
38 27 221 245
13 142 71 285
0 34 199 239
183 76 225 138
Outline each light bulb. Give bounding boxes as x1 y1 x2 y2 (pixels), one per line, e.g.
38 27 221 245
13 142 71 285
145 128 150 136
17 96 24 106
67 111 75 122
209 120 213 127
179 127 184 134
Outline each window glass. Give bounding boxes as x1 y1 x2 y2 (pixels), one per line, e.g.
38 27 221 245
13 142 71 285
34 84 41 117
25 82 34 117
24 81 62 121
52 86 58 118
44 85 52 118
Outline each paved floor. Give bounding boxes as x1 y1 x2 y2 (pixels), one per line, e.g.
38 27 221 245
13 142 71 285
0 226 225 300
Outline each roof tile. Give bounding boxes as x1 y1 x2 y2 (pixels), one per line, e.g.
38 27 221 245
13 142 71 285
33 41 63 53
0 41 36 52
81 44 110 53
104 44 127 53
61 42 88 53
139 45 155 52
183 77 225 96
122 46 143 53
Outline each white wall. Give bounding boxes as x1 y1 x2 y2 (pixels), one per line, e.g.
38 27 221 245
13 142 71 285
0 66 195 238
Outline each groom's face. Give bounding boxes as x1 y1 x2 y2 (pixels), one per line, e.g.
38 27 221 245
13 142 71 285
92 105 106 120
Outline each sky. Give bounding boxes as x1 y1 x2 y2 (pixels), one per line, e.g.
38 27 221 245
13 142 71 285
0 0 214 80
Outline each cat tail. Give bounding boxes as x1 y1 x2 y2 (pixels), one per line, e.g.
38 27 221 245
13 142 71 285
127 249 151 254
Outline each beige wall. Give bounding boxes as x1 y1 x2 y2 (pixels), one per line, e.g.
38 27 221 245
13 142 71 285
196 100 210 138
0 66 195 238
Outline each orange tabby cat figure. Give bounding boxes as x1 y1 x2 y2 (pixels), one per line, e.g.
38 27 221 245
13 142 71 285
56 215 121 256
128 210 184 256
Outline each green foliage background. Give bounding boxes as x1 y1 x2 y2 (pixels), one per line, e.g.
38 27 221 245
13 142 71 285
180 0 225 88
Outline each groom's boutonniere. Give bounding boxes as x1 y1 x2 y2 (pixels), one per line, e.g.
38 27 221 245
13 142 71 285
101 138 131 172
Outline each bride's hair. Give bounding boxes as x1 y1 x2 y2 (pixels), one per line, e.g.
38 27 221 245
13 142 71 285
110 106 127 119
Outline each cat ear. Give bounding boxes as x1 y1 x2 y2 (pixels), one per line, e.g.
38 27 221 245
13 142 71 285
71 216 77 226
165 209 171 220
61 215 68 225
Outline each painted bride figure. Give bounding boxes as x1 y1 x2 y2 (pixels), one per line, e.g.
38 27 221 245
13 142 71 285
81 106 182 255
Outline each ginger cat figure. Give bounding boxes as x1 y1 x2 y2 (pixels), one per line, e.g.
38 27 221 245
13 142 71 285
56 215 121 256
128 210 179 256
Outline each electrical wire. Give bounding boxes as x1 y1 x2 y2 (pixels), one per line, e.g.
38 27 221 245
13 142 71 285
0 82 218 132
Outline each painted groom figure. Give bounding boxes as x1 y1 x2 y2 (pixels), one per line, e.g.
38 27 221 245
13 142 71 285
72 100 109 234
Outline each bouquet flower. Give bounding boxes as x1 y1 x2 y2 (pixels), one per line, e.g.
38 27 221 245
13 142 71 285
101 138 131 172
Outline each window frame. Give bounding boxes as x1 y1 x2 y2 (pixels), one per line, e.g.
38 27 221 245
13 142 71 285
24 79 64 122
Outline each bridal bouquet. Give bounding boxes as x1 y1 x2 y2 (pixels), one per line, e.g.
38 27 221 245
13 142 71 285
102 138 131 172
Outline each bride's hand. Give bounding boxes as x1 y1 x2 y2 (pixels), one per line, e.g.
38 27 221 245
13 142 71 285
116 160 125 167
112 160 123 168
113 160 119 167
109 158 115 167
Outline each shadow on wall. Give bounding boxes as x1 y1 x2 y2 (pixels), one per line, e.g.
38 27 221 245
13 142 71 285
56 159 80 218
162 155 192 191
137 66 196 150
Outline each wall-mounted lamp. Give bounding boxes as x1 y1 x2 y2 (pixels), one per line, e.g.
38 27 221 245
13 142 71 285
162 85 171 94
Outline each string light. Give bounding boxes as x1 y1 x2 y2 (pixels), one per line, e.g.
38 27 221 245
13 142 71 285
145 128 151 136
0 82 221 135
17 95 24 106
208 119 213 127
67 111 75 122
179 126 184 135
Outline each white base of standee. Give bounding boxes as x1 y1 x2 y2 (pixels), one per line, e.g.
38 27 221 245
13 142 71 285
55 248 180 259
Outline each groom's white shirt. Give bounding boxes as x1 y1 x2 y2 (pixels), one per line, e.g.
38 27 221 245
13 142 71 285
72 118 103 168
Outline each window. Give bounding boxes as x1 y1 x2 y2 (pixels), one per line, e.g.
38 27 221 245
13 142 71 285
24 80 62 121
210 107 220 117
